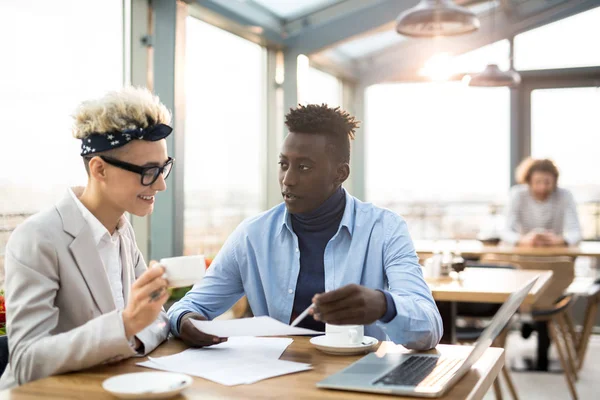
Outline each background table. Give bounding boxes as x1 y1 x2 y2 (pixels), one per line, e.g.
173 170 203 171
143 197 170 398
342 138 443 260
414 240 600 259
427 268 554 344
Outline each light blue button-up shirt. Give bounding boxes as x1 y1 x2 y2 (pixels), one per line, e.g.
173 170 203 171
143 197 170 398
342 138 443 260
168 190 443 350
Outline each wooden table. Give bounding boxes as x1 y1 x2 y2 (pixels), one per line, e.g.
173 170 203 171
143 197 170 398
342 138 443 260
427 268 554 344
0 337 504 400
414 240 600 259
428 268 554 304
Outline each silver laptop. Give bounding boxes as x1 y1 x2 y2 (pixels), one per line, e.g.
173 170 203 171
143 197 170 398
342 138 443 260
317 277 538 398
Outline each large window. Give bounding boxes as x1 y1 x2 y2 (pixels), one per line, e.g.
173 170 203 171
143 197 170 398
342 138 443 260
531 87 600 239
183 18 266 257
365 82 510 239
515 6 600 71
0 0 123 278
297 55 342 107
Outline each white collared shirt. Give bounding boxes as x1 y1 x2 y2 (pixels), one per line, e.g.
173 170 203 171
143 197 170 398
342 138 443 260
69 189 126 310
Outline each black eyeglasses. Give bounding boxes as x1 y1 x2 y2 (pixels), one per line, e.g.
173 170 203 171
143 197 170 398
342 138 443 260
99 156 174 186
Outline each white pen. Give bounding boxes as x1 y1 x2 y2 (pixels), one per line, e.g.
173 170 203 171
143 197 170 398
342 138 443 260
290 303 316 327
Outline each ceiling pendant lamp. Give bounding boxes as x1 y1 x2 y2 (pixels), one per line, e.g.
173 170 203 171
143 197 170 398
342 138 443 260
469 2 521 87
396 0 480 37
468 64 521 87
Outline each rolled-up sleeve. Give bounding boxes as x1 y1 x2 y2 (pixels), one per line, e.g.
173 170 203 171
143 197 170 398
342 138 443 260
375 215 443 350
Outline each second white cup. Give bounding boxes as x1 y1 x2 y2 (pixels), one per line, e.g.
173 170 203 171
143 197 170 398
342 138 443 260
325 324 364 346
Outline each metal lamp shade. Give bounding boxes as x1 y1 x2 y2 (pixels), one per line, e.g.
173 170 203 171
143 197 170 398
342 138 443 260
469 64 522 87
396 0 480 37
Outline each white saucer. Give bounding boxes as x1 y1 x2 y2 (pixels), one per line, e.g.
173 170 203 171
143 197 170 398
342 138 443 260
102 371 192 399
310 335 379 355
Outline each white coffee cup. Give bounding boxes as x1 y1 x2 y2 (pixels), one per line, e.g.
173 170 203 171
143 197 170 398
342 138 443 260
159 255 206 288
325 324 364 346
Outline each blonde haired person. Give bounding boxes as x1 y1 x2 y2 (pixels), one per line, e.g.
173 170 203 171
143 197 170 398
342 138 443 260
501 157 582 247
0 87 174 388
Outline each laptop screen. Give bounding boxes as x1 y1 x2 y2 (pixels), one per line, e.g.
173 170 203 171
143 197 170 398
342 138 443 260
456 277 538 373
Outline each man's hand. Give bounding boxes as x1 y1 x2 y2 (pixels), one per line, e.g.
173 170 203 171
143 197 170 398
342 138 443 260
310 284 387 325
178 312 227 348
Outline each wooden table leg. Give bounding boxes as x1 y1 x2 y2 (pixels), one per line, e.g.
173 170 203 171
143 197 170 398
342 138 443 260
437 301 456 344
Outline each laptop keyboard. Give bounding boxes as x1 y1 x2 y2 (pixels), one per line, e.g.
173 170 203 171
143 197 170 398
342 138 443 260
374 355 462 387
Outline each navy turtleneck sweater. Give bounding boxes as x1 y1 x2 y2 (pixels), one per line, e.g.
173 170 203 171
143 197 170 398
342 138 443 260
289 187 398 332
290 186 346 332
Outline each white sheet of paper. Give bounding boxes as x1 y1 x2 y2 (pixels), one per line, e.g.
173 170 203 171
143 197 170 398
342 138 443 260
150 337 294 362
136 337 312 386
190 316 321 337
139 357 311 386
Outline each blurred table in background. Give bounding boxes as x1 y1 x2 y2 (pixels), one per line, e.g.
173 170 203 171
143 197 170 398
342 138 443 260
427 268 553 344
414 240 600 259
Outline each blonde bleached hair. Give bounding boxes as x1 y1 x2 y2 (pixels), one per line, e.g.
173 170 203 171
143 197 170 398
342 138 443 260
72 87 171 139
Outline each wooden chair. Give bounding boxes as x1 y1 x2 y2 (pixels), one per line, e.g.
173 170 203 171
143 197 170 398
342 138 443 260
564 279 600 371
477 255 577 398
532 295 579 400
483 254 600 373
479 255 575 309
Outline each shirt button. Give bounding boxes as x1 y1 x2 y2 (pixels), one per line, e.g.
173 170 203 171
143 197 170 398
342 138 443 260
288 289 294 294
295 248 299 252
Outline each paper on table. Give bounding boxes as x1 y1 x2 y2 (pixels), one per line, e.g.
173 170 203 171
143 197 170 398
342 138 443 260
190 316 322 337
150 337 294 362
139 357 312 386
137 337 312 386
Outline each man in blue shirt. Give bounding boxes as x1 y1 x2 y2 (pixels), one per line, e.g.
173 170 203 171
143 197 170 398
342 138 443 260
168 104 443 350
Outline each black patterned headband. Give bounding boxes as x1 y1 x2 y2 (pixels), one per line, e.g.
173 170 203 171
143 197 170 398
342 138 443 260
80 123 173 156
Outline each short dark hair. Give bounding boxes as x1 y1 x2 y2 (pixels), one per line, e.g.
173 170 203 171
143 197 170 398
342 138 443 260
284 104 359 163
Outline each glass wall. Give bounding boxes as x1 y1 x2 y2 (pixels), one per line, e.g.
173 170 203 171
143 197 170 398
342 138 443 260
365 83 509 239
183 17 266 258
515 6 600 70
365 7 600 241
0 0 124 279
297 55 342 108
531 87 600 239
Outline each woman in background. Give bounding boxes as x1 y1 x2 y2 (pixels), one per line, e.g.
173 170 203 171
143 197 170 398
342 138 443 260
502 157 581 246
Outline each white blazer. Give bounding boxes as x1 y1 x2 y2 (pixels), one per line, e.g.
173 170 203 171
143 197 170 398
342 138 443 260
0 191 169 388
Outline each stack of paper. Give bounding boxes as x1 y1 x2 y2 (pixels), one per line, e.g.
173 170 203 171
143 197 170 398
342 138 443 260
138 337 312 386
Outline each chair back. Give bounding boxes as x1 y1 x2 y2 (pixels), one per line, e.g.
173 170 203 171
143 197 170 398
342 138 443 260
480 254 575 309
531 295 574 320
